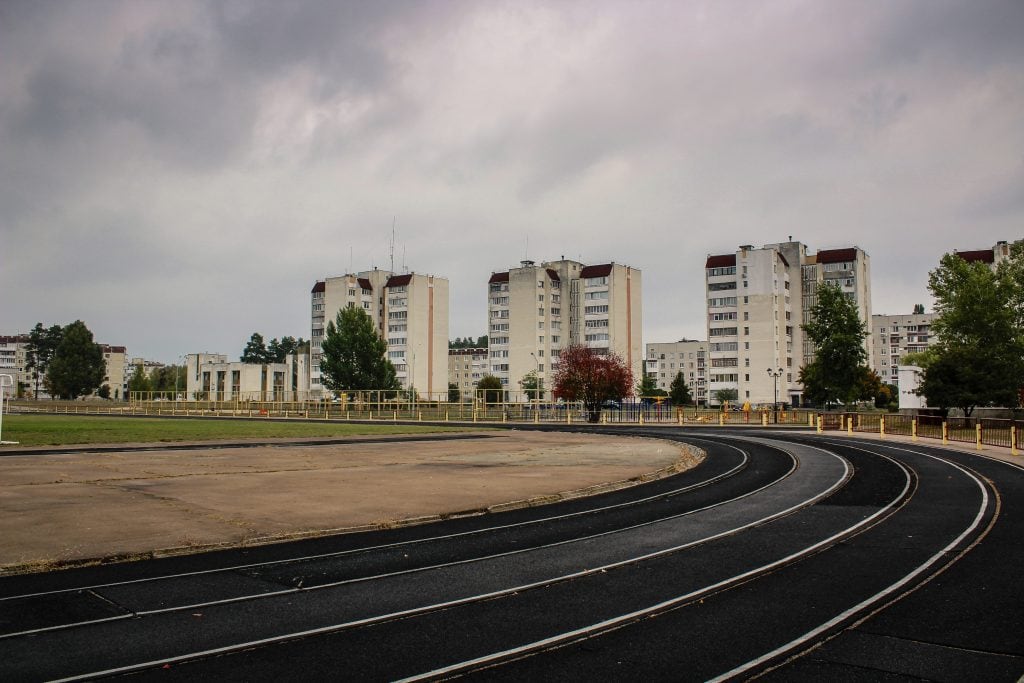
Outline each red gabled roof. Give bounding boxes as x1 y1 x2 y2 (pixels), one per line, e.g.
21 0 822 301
580 263 613 278
357 277 373 291
705 254 736 269
817 248 858 264
546 268 561 281
956 249 995 264
488 271 509 284
311 281 325 293
385 274 413 288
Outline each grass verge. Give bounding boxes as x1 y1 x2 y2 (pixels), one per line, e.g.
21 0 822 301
0 414 472 447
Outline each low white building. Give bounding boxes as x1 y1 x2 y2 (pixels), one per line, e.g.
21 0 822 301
185 352 309 401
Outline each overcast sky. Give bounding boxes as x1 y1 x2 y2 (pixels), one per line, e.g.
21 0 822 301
2 1 1022 363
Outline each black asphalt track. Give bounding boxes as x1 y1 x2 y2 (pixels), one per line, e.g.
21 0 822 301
1 429 1021 682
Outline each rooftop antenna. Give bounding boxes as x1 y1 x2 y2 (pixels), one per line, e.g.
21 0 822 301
390 217 396 273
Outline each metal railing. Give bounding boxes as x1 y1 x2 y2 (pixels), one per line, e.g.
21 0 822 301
818 412 1021 453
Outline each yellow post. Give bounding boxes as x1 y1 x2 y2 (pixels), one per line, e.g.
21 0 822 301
502 411 507 423
639 412 644 425
719 412 725 426
976 423 982 450
857 414 862 429
847 417 853 436
393 411 397 422
808 412 814 427
761 412 767 426
816 416 823 433
942 421 948 444
369 411 374 421
534 409 539 424
678 410 683 426
567 411 572 425
445 410 449 422
1012 425 1018 456
473 409 478 423
912 419 918 441
418 411 422 422
601 412 607 424
880 416 885 439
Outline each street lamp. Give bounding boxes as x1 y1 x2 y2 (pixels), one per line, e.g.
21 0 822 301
766 367 783 424
530 352 541 414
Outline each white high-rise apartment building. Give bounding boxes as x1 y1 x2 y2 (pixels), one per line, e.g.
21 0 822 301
705 242 871 407
487 259 642 399
311 270 449 398
448 348 489 399
645 339 708 405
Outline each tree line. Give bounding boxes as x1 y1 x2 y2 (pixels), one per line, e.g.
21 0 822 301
240 333 309 364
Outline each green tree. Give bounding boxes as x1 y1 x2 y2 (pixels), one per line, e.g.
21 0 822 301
519 370 544 402
241 333 272 363
320 308 399 393
921 244 1024 413
476 375 504 403
448 382 461 403
97 385 111 399
714 388 738 407
128 364 152 395
46 320 106 399
477 335 488 348
799 283 869 407
637 374 658 397
669 371 692 406
24 323 64 399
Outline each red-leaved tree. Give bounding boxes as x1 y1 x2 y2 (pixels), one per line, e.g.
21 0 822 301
552 344 634 422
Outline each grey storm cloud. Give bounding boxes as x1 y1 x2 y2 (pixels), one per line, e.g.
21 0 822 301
1 0 1022 361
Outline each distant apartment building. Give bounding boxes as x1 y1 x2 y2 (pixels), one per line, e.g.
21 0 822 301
311 270 449 398
99 345 127 400
954 240 1013 270
0 335 27 398
704 241 871 407
487 259 642 400
0 335 126 399
184 352 309 401
447 348 489 399
645 339 708 405
871 312 937 386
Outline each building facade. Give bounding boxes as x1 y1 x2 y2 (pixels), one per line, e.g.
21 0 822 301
486 259 642 400
447 348 489 400
311 270 449 398
99 345 127 400
184 352 309 401
871 312 937 387
645 339 708 405
954 241 1013 270
1 335 126 400
704 241 871 407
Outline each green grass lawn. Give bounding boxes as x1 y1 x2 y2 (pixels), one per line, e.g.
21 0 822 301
0 414 472 447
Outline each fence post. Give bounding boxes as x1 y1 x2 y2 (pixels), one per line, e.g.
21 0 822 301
942 421 948 444
816 415 822 433
880 415 885 439
473 409 478 423
639 412 644 425
976 423 982 450
418 411 422 422
1012 425 1018 456
719 412 725 426
912 418 918 441
847 416 853 436
567 411 572 425
678 410 683 426
534 409 539 424
761 412 767 426
601 412 607 424
808 412 814 427
502 411 507 423
445 410 449 422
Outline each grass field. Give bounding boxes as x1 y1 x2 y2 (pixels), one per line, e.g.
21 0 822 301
0 414 472 447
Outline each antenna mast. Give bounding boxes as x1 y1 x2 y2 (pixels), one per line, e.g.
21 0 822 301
390 217 396 273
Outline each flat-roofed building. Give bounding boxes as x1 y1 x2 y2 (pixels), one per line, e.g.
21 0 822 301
645 339 708 405
447 347 489 400
871 311 937 387
185 352 309 401
954 241 1012 270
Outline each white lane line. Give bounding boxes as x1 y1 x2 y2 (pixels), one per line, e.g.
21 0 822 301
0 438 741 603
709 441 991 682
49 446 845 682
393 443 897 683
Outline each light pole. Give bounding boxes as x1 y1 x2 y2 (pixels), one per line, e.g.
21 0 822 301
766 367 783 424
530 352 541 415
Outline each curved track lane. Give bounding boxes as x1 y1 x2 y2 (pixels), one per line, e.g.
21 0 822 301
1 429 1020 681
